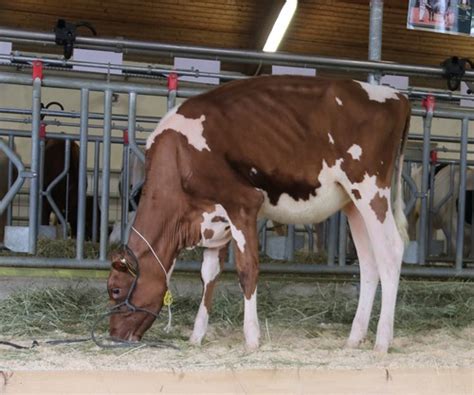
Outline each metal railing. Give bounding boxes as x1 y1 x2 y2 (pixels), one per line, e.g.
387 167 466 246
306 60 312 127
0 28 474 278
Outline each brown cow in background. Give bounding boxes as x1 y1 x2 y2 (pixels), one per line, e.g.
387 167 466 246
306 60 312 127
41 139 98 240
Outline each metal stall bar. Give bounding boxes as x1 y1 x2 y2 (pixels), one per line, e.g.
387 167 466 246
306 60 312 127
0 116 154 134
338 213 348 266
455 118 469 271
92 140 100 243
285 225 295 261
167 73 178 110
368 0 383 84
28 61 42 255
0 54 246 82
0 106 160 124
43 140 71 238
127 92 145 205
6 135 15 226
120 131 130 244
0 129 147 146
5 27 474 80
76 88 89 259
99 90 113 260
0 139 26 214
327 214 338 266
37 124 45 227
0 255 473 279
417 96 435 265
0 72 203 97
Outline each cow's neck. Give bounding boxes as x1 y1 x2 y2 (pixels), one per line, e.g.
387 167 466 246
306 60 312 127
128 206 180 278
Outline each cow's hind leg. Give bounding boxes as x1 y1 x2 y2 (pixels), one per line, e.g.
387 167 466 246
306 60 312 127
190 245 228 345
343 202 379 348
224 202 262 350
345 187 404 353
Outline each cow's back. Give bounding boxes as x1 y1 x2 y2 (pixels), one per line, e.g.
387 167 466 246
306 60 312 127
175 77 409 186
146 76 410 224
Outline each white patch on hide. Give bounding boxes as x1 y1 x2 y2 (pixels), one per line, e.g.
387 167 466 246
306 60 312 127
199 204 246 252
190 304 209 345
190 248 220 345
335 97 343 106
328 133 335 144
354 81 400 103
146 105 210 151
347 144 362 160
201 249 220 284
229 223 246 253
244 288 260 350
258 159 351 224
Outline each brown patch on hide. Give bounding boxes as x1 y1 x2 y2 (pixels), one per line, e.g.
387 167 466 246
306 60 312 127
211 216 226 223
203 229 214 239
351 189 362 200
370 193 388 223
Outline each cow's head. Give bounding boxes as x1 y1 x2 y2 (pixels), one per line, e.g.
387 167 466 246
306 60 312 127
107 246 167 341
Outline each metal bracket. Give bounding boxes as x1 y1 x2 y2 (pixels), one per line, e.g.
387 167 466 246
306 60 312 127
20 171 36 178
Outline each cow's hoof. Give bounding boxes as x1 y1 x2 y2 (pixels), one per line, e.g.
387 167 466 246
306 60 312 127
373 342 389 355
245 339 259 352
345 338 362 349
189 334 203 346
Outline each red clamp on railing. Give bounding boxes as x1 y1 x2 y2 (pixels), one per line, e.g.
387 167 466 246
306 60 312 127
168 73 178 91
123 129 129 145
422 95 435 113
39 123 47 140
32 60 44 81
430 149 438 164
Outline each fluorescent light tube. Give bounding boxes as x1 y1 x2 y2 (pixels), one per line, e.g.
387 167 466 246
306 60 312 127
263 0 298 53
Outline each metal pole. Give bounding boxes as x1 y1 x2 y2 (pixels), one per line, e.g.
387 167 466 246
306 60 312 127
37 135 45 228
471 189 474 259
6 135 14 226
92 140 100 243
120 142 130 244
418 97 434 264
99 89 113 260
338 213 347 266
455 118 469 270
0 72 200 97
167 73 178 111
368 0 383 85
4 27 474 80
285 224 295 261
0 255 473 278
127 92 144 164
28 69 42 255
76 88 89 259
327 214 338 265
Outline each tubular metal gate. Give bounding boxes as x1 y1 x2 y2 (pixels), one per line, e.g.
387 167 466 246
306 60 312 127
0 30 474 279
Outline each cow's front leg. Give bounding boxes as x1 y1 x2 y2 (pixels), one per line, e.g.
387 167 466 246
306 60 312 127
190 245 227 345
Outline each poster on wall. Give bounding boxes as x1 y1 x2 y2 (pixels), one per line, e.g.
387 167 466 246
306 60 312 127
407 0 473 36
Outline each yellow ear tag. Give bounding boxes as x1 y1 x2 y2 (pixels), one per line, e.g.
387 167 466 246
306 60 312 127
163 290 173 306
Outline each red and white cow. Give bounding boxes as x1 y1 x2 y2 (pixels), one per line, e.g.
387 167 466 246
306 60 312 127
107 76 410 353
409 163 474 256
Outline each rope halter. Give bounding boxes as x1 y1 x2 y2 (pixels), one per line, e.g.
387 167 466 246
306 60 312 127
131 226 174 332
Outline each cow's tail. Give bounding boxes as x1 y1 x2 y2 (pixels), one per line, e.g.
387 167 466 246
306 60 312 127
394 106 410 246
